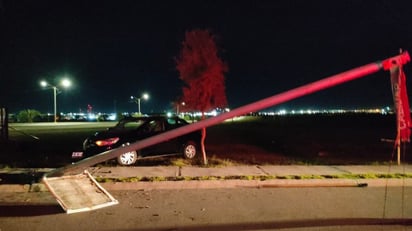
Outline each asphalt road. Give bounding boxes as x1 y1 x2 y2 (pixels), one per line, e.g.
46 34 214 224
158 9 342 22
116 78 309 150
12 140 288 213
0 187 411 230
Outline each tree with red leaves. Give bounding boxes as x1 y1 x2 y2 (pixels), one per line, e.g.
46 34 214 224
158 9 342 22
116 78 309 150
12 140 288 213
176 29 228 164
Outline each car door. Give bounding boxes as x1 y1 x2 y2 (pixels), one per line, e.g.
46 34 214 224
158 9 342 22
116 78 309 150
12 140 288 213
140 119 179 156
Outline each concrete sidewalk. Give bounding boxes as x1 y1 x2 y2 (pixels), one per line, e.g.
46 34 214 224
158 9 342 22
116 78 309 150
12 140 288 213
87 164 412 178
1 164 412 192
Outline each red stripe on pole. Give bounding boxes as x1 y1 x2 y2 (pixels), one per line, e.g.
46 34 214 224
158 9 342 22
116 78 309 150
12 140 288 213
391 67 411 142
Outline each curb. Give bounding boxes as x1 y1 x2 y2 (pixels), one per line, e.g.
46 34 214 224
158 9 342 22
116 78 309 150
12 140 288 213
1 165 412 193
2 178 412 193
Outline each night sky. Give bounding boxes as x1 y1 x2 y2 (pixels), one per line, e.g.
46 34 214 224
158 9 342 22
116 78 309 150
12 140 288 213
1 0 412 114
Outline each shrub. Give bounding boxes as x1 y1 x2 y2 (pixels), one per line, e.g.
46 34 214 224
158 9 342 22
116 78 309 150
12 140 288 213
17 109 41 123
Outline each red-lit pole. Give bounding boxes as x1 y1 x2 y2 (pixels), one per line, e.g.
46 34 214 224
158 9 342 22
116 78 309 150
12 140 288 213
47 52 410 177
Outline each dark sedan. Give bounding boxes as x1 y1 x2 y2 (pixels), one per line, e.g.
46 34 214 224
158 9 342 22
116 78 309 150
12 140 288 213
75 116 201 165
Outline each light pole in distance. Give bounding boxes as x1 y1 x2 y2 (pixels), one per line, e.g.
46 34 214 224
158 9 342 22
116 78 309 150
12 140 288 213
130 93 149 115
40 78 71 122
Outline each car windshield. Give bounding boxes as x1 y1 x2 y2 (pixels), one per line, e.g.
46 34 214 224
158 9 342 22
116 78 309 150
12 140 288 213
114 118 146 131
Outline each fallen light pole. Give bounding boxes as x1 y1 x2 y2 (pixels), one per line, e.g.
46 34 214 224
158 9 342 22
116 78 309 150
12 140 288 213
43 52 410 213
46 51 410 178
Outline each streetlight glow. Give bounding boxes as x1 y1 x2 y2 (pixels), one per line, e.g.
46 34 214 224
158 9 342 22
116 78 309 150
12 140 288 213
142 93 149 100
61 78 71 88
40 80 48 87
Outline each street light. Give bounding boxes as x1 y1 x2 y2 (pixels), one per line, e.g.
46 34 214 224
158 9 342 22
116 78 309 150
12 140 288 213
177 102 186 114
40 78 71 122
130 93 149 115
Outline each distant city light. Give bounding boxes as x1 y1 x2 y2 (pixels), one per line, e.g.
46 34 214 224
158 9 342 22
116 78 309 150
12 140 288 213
257 107 393 116
8 105 395 123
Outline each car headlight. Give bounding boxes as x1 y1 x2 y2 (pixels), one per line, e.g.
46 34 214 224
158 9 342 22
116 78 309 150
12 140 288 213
95 137 120 147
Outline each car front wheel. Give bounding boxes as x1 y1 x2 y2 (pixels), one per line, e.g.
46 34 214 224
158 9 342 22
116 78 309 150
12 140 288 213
117 143 138 166
182 141 197 159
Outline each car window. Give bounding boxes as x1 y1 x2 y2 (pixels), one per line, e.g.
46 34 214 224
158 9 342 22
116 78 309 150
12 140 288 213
148 120 163 132
122 120 145 130
167 118 176 125
167 118 188 125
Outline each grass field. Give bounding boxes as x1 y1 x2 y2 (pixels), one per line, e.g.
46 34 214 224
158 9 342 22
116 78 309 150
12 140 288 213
205 114 405 165
0 114 410 168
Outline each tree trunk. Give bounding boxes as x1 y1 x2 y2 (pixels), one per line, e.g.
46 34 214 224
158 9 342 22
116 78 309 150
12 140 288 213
201 113 208 165
201 127 207 165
